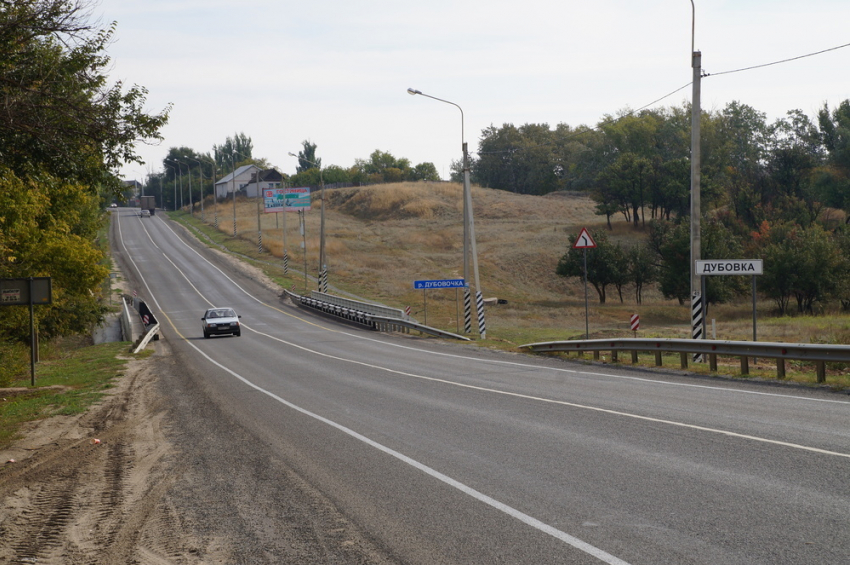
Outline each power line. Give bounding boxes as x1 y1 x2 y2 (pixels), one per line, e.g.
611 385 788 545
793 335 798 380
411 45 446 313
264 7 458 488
475 40 850 158
706 41 850 77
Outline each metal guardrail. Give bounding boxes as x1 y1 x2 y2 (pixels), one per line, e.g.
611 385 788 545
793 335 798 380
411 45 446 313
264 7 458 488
311 291 406 319
122 295 159 353
369 315 470 341
288 290 375 327
120 296 134 343
520 338 850 383
285 290 470 341
132 323 160 354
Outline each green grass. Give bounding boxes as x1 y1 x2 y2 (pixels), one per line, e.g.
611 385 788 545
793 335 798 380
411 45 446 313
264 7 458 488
0 341 132 448
166 198 850 391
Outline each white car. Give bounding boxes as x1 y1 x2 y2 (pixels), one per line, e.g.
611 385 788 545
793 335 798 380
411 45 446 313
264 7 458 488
140 209 151 217
202 307 241 338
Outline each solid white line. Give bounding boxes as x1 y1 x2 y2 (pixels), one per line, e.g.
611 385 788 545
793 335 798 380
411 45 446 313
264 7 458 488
157 219 850 407
117 211 633 564
146 216 850 460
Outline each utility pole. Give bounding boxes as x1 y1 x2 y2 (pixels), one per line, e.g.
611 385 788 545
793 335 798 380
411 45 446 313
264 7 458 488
690 1 705 354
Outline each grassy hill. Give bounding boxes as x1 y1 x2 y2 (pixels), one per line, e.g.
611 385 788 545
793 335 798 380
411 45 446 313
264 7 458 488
183 181 850 378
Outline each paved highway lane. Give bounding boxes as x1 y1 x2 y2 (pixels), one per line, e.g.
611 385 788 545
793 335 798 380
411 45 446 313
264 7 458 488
114 210 850 565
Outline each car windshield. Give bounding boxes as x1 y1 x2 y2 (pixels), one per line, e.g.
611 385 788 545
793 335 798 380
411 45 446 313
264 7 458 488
207 309 235 319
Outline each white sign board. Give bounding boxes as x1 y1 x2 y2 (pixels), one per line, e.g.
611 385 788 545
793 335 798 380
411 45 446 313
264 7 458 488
264 187 311 213
695 259 763 276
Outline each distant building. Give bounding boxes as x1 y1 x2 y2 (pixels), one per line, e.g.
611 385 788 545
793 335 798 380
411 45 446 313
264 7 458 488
214 164 261 199
245 169 284 198
214 166 284 198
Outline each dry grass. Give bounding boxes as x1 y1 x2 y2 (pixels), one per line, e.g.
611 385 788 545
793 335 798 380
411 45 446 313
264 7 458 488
187 183 850 385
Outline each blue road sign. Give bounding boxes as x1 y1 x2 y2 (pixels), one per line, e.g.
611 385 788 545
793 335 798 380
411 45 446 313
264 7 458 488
414 279 467 290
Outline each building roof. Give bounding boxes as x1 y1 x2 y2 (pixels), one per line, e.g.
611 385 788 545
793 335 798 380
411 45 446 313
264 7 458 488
215 164 260 185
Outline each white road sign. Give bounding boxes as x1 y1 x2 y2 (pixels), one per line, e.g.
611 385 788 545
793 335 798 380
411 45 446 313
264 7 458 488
695 259 763 275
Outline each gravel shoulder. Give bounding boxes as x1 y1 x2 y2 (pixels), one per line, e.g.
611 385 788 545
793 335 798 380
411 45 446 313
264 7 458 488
0 217 401 565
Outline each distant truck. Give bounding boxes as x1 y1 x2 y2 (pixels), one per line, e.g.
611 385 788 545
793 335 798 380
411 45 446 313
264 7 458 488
140 195 156 216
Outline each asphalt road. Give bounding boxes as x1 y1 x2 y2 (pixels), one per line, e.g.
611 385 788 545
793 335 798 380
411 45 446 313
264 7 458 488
113 208 850 565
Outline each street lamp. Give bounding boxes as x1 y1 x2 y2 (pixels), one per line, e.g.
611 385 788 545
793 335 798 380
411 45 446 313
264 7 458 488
407 87 486 339
185 155 206 220
230 149 263 252
230 151 238 237
210 150 219 228
289 152 327 292
171 159 185 212
164 162 177 211
178 157 194 216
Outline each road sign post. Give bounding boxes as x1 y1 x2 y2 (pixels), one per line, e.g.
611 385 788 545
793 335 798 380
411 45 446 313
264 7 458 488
1 277 52 385
572 228 597 340
413 279 466 328
630 314 640 336
695 259 764 351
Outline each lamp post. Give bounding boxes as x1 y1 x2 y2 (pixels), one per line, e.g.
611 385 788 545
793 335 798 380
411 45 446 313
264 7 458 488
406 87 486 339
178 158 194 216
172 159 185 212
689 0 704 347
230 151 238 237
210 150 219 228
185 156 206 220
164 162 177 211
231 149 263 253
289 152 326 292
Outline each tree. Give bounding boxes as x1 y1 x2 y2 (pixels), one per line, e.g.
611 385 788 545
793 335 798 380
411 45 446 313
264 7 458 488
0 167 108 342
815 101 850 222
594 153 652 227
411 162 441 181
294 140 320 172
556 231 623 304
0 0 170 193
648 219 690 304
628 243 657 304
213 133 254 171
473 123 562 194
0 0 168 346
760 224 844 314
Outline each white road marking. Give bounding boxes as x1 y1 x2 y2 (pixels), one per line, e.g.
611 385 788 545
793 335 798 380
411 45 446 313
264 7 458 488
117 210 633 564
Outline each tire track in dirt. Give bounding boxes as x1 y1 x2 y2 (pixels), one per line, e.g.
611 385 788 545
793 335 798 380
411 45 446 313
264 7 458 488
0 354 200 564
7 467 80 563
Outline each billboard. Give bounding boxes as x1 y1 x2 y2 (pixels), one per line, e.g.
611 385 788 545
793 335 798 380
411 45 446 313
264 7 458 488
264 187 311 213
0 277 52 306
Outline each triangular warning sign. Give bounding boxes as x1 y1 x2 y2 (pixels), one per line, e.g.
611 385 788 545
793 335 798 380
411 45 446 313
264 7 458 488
572 227 597 249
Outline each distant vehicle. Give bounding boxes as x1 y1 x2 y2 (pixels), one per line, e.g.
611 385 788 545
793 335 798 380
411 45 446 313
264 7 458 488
202 307 241 338
140 195 156 215
140 209 151 217
110 203 118 208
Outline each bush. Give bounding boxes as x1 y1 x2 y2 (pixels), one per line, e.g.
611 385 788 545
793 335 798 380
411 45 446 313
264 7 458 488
0 339 29 387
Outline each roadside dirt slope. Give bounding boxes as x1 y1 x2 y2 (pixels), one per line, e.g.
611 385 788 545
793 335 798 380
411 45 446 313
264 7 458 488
0 339 401 564
0 218 401 564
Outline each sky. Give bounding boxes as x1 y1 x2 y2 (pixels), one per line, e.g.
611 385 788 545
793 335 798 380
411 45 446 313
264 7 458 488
96 0 850 183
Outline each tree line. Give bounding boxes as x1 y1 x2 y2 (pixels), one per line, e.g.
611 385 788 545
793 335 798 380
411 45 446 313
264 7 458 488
534 101 850 314
139 138 443 211
0 0 169 363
